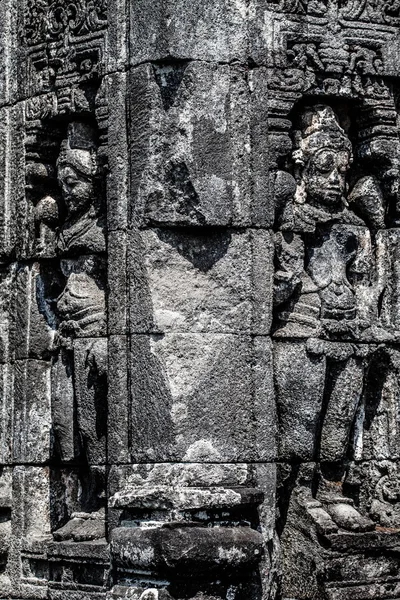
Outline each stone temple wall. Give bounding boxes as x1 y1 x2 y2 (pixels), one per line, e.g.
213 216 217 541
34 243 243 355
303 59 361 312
1 1 400 599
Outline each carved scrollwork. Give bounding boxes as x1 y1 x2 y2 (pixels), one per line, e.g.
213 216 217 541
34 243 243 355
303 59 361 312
47 1 86 38
266 0 328 15
22 0 107 46
22 0 48 45
48 0 107 37
279 34 388 98
340 0 400 25
25 94 58 121
288 38 383 77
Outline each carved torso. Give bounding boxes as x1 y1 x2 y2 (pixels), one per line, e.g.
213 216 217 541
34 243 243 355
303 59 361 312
274 205 370 338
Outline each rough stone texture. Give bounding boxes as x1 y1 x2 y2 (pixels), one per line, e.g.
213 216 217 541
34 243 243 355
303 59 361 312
1 1 400 600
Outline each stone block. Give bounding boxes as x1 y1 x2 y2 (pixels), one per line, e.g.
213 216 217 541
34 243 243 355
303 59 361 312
0 365 13 465
0 108 16 260
111 526 264 573
249 68 274 227
106 0 128 73
247 2 288 67
127 228 273 335
11 102 29 260
47 539 109 600
0 264 16 366
12 466 51 541
0 103 25 261
13 361 51 464
13 263 54 361
255 464 277 542
48 468 82 534
128 333 275 462
108 336 130 464
108 232 128 336
128 62 252 228
377 229 400 336
0 0 16 108
130 0 248 64
108 462 257 498
106 72 129 231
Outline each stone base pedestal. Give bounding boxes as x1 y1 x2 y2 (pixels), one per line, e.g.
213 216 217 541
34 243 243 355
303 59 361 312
282 496 400 600
47 541 110 600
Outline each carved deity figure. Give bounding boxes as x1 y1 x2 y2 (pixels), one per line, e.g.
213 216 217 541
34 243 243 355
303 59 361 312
51 122 107 542
274 105 377 532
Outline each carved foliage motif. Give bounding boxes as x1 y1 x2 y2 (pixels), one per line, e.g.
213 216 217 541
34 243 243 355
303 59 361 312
270 31 388 98
21 0 108 120
266 0 400 22
266 0 328 15
288 38 383 78
340 0 400 25
22 0 107 46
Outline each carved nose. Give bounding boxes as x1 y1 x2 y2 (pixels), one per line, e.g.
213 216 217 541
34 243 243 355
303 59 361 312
328 169 341 185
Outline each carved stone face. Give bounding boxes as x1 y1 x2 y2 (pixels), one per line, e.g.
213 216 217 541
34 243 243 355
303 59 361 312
304 145 350 208
57 163 95 217
293 105 352 211
381 153 400 210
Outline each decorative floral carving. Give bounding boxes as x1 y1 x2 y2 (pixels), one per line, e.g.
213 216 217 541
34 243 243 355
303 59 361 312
340 0 400 25
266 0 328 14
22 0 107 46
274 33 388 99
22 0 48 45
288 37 383 78
25 94 58 121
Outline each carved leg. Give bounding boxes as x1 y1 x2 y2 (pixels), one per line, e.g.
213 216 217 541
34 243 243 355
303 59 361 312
274 340 326 462
51 347 75 463
319 356 374 532
53 339 107 542
73 337 108 467
320 355 365 464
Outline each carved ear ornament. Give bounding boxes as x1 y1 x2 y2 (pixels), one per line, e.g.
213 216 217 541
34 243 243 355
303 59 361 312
294 180 307 204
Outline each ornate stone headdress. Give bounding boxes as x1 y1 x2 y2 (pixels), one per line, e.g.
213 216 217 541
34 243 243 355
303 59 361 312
57 122 99 178
292 104 352 166
292 105 352 205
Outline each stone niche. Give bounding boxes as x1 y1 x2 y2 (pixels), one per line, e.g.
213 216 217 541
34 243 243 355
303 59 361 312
1 1 400 600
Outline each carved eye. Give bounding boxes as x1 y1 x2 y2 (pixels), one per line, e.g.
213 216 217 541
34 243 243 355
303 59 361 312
337 152 350 173
313 150 336 173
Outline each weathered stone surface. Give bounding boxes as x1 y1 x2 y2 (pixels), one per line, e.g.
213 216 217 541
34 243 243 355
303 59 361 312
129 333 275 462
127 228 273 334
129 0 248 64
129 62 252 228
2 1 400 599
111 526 264 572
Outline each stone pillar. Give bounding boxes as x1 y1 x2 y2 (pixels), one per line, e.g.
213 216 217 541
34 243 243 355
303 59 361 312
106 3 277 598
2 1 400 600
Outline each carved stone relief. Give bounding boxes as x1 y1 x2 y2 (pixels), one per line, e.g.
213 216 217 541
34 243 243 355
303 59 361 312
1 1 400 599
274 98 400 598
